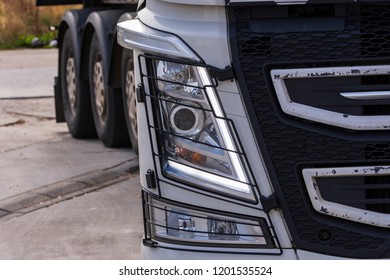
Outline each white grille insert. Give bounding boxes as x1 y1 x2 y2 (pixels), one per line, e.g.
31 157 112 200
271 65 390 130
302 166 390 228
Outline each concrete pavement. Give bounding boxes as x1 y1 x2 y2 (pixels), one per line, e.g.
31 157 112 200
0 177 143 259
0 48 143 259
0 49 56 99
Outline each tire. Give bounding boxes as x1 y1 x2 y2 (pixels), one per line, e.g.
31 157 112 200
60 29 96 138
88 33 129 147
121 49 139 154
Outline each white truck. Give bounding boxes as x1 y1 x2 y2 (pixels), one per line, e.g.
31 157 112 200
42 0 390 259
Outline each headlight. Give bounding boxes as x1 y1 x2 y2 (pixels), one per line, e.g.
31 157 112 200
145 194 275 249
150 58 255 202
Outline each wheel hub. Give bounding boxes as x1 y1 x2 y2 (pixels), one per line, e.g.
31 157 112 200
126 69 137 135
66 57 77 113
93 60 106 124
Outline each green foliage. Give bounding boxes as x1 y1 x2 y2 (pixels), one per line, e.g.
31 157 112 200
23 32 56 47
0 1 78 49
0 32 57 50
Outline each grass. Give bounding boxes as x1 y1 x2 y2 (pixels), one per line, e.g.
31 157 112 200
0 0 80 49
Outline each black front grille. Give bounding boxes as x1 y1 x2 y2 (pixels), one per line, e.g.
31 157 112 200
316 173 390 214
366 176 390 214
228 2 390 258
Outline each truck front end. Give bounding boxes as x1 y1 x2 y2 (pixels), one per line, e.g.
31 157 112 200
118 0 390 259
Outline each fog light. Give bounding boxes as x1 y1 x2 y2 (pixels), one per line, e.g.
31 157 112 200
167 209 196 238
147 196 275 248
208 217 239 240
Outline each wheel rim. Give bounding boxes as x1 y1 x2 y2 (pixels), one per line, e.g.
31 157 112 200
125 64 137 137
66 56 77 114
93 57 106 125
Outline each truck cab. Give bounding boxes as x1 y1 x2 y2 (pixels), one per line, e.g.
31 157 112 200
118 0 390 259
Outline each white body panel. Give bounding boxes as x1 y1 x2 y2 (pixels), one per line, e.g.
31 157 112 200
118 0 390 260
129 0 295 258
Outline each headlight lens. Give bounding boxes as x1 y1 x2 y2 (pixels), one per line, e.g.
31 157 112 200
151 59 255 201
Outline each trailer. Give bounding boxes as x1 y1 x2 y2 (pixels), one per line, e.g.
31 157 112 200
37 0 139 152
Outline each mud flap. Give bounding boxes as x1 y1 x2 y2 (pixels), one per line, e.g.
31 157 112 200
54 76 65 123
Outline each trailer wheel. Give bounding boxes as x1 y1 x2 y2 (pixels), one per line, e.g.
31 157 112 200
89 33 129 147
60 29 96 138
121 49 138 154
